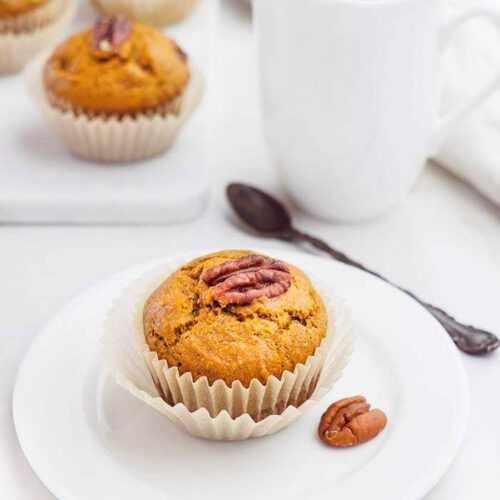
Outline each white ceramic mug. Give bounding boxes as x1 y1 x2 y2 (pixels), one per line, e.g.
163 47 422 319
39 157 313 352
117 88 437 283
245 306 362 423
253 0 500 221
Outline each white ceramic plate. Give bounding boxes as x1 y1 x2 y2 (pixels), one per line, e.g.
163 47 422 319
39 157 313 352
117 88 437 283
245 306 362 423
13 250 470 500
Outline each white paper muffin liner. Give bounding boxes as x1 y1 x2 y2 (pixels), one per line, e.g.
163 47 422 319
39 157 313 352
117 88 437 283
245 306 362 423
24 52 204 163
102 257 355 440
0 0 74 74
92 0 201 26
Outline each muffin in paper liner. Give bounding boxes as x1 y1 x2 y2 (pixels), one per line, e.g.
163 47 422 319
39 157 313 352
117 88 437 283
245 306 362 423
0 0 75 74
102 257 355 440
24 52 204 163
91 0 201 27
0 0 65 34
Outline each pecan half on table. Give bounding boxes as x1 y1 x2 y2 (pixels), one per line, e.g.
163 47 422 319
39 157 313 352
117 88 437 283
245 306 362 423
318 395 387 447
201 254 292 305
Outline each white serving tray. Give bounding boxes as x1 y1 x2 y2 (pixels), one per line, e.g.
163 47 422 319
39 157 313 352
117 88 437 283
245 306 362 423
0 0 216 223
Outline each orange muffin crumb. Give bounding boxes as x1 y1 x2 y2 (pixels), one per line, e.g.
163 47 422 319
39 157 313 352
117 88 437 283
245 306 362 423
143 250 328 387
43 17 190 115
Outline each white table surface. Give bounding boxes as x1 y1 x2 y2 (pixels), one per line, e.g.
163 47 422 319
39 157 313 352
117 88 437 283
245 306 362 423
1 1 499 498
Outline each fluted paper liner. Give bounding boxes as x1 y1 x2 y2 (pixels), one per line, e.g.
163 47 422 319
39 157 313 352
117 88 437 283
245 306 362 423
102 257 355 440
92 0 201 26
0 0 74 74
24 52 204 163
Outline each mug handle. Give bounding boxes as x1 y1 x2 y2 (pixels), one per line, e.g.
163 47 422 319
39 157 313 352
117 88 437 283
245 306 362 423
431 7 500 153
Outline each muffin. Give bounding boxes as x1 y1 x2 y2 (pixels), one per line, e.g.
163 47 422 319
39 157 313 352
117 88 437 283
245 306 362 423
44 15 190 117
0 0 61 32
144 250 328 388
0 0 75 73
102 251 355 439
27 14 203 162
91 0 201 27
140 250 333 421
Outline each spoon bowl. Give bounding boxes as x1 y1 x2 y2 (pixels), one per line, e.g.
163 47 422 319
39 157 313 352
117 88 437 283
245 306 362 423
226 183 292 235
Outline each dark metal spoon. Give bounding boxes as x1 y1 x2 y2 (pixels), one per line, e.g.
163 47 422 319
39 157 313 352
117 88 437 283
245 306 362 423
227 182 500 355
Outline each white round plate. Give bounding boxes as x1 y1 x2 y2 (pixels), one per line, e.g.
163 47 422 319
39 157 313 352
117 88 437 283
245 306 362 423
13 250 469 500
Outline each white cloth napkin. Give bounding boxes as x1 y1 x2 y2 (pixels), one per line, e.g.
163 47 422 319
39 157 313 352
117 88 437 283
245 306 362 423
436 0 500 205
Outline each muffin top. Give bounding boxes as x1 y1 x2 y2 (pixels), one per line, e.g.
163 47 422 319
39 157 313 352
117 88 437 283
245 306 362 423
143 250 328 387
43 15 190 115
0 0 48 17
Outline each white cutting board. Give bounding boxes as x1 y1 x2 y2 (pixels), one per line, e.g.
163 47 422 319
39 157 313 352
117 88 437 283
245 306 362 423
0 0 217 223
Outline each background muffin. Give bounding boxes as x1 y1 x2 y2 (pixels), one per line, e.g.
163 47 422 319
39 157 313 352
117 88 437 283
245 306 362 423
0 0 62 33
143 250 328 387
91 0 201 27
28 14 203 162
43 15 190 117
0 0 74 73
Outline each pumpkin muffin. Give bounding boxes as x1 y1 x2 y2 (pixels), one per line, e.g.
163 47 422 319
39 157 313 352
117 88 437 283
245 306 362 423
0 0 64 33
143 250 328 387
43 14 191 117
102 249 354 434
31 14 203 162
0 0 73 73
91 0 201 27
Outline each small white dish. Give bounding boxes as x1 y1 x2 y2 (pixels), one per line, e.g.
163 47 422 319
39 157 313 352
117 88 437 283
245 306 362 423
13 250 470 500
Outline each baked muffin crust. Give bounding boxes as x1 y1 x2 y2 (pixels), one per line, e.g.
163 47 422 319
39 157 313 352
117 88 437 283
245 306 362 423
0 0 49 17
43 21 190 115
143 250 328 387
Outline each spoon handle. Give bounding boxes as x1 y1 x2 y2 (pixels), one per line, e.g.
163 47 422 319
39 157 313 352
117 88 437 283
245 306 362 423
292 230 499 355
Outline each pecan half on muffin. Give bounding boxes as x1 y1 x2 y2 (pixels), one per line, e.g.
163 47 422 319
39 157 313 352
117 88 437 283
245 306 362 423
32 14 203 162
0 0 73 73
141 250 333 421
90 0 201 27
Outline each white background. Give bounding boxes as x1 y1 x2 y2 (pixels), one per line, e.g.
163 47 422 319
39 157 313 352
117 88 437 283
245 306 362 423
1 1 499 498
